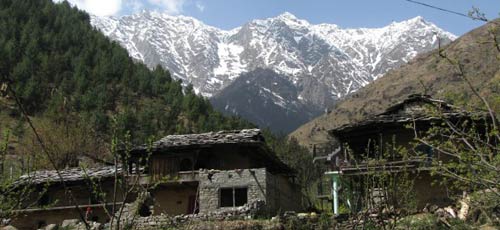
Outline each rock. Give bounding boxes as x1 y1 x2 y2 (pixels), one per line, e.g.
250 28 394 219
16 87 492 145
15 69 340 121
1 226 18 230
61 219 79 228
1 219 10 226
436 206 458 219
45 224 58 230
91 222 102 230
435 208 447 218
422 203 430 213
479 224 498 230
297 213 308 219
429 205 439 213
283 211 296 217
458 194 471 220
444 206 457 218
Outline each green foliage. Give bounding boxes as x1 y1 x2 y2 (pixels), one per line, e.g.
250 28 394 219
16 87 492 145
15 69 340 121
262 129 323 209
343 137 418 214
396 213 475 230
0 0 252 157
417 116 500 195
466 189 500 226
317 213 332 230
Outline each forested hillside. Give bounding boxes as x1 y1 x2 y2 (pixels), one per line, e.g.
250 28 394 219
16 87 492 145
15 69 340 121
0 0 253 168
0 1 315 190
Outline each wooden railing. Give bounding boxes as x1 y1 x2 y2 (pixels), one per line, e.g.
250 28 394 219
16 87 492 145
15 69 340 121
336 157 431 175
128 171 200 185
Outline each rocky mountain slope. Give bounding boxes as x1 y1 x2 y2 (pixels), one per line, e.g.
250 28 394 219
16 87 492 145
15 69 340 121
90 12 455 132
290 19 500 147
210 68 322 133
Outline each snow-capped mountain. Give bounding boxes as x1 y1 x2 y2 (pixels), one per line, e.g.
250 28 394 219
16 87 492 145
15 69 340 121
91 12 455 99
90 11 455 132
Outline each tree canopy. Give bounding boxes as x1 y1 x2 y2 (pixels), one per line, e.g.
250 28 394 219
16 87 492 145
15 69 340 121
0 0 252 145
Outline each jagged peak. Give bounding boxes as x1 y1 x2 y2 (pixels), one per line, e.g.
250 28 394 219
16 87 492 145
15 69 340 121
408 15 425 23
277 12 299 20
389 15 431 28
135 9 200 23
109 9 226 33
391 16 457 39
275 12 310 26
247 11 310 29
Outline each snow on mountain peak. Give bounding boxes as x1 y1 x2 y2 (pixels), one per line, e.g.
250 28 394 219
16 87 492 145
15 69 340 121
407 15 426 24
276 12 310 27
389 16 458 40
91 12 456 105
277 12 298 20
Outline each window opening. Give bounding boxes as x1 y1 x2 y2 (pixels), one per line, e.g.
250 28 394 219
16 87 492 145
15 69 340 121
180 158 193 171
220 187 248 207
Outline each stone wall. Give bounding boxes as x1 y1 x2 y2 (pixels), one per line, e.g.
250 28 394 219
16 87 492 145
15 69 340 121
198 168 267 214
10 206 110 230
152 184 198 215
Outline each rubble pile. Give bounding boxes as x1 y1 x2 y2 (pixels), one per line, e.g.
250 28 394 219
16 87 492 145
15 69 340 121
127 200 266 229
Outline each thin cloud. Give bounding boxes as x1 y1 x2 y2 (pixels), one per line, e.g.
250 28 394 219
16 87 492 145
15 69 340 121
127 0 145 12
196 1 205 12
148 0 187 15
54 0 123 16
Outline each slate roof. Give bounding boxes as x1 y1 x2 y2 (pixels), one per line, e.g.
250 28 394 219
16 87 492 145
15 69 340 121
14 166 120 186
131 129 296 174
330 94 487 136
379 94 456 116
133 129 264 152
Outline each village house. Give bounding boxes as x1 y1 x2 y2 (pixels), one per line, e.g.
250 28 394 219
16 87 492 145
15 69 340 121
8 129 302 229
127 128 302 216
8 166 126 229
316 94 490 214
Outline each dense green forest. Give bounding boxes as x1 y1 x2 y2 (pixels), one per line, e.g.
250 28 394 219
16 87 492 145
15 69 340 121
0 0 315 192
0 0 254 135
0 0 257 168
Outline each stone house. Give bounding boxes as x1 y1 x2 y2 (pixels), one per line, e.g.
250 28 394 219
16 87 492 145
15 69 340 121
8 166 127 229
8 129 302 229
318 94 490 214
127 129 302 216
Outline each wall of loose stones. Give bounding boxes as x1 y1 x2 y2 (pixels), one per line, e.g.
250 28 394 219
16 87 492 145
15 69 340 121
198 168 267 214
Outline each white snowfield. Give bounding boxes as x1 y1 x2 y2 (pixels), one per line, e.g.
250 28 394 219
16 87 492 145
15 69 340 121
91 11 455 104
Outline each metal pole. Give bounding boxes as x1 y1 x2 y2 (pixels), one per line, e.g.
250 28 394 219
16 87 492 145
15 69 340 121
326 171 340 215
332 173 338 215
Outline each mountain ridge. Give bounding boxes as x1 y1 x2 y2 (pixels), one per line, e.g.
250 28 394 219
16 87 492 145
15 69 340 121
289 18 500 147
210 68 323 133
90 12 455 100
90 11 456 133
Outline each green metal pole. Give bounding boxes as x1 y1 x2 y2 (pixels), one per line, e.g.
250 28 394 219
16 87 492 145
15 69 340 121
326 171 340 215
332 173 339 215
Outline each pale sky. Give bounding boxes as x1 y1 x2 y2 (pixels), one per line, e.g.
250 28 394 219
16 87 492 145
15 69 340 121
56 0 500 35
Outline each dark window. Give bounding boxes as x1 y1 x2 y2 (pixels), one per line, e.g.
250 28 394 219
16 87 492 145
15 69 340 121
234 188 248 206
220 187 248 207
90 192 100 204
37 220 46 228
414 144 433 158
220 188 234 207
138 203 151 217
180 158 193 171
414 144 434 166
38 192 50 206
